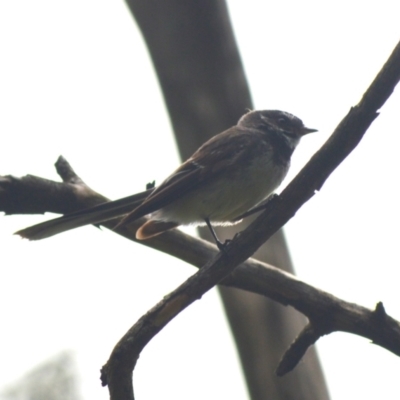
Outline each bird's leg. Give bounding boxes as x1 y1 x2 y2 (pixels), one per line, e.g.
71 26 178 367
232 194 279 221
204 217 229 252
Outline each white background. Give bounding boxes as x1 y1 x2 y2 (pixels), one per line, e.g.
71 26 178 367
0 1 399 399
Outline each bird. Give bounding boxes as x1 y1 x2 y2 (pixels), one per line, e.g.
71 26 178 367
16 110 316 249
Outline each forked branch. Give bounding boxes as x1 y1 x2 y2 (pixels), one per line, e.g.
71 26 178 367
1 41 400 400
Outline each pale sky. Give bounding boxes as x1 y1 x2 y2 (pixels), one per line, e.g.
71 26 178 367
1 1 400 399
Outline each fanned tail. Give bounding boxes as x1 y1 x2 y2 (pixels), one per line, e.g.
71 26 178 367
15 190 151 240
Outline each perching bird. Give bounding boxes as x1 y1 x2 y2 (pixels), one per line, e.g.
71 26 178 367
16 110 316 249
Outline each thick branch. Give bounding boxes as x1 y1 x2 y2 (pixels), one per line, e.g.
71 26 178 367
100 39 400 399
0 157 108 215
5 166 400 374
2 40 400 400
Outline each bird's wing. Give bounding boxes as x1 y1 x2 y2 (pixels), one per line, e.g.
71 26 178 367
15 190 151 240
15 161 205 241
116 126 258 228
17 126 258 239
115 160 204 227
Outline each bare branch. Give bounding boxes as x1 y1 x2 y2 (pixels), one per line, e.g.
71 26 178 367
100 39 400 399
4 165 400 378
2 40 400 400
276 323 320 376
0 156 108 215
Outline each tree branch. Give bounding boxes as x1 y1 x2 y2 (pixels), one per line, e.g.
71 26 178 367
80 39 400 399
0 157 109 215
2 40 400 400
5 162 400 378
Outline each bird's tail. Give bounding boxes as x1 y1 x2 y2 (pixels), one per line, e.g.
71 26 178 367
15 190 151 240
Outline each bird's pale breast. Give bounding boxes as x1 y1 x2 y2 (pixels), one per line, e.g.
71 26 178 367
152 150 289 226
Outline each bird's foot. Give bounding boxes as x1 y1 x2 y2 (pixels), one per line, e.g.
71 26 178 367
216 239 232 254
204 217 232 255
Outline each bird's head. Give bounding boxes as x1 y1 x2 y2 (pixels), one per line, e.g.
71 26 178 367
238 110 317 141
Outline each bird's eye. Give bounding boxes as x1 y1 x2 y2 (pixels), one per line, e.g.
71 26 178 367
278 117 288 125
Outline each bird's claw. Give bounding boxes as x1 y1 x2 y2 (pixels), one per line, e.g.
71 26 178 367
216 239 232 254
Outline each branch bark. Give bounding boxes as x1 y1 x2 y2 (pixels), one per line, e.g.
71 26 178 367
101 38 400 400
126 0 329 400
124 2 328 399
2 40 400 400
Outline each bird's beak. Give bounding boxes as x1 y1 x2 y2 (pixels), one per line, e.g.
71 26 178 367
301 127 318 135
